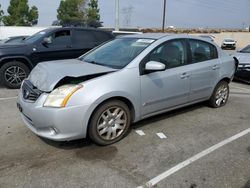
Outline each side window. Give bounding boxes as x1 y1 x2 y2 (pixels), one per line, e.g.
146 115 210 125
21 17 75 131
47 30 71 46
73 30 96 44
94 31 112 43
147 39 187 69
189 39 218 63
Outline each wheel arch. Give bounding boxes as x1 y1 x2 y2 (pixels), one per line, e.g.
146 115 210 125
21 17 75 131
0 56 33 70
92 96 135 121
86 96 136 133
219 77 231 84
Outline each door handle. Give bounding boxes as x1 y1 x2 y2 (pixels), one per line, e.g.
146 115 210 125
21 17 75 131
180 73 190 79
212 65 220 70
66 45 72 48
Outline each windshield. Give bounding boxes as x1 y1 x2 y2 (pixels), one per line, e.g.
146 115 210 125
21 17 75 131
24 30 47 43
81 38 155 69
240 45 250 53
224 39 235 42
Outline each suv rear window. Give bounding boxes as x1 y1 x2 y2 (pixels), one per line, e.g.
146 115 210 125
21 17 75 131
189 39 218 63
73 30 96 44
94 31 113 43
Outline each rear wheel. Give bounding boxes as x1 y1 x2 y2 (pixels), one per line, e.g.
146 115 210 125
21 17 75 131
0 61 30 89
88 100 131 145
208 81 229 108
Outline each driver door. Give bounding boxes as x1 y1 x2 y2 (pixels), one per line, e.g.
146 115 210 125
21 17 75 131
140 39 190 117
33 29 75 62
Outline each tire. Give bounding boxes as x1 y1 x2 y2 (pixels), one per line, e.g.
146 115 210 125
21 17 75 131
208 81 229 108
0 61 30 89
88 100 131 145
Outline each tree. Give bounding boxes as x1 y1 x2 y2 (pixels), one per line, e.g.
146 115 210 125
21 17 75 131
57 0 87 26
87 0 101 27
3 0 38 26
87 0 100 22
0 4 4 23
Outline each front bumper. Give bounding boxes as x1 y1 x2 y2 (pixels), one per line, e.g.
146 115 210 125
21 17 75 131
17 93 90 141
221 44 236 49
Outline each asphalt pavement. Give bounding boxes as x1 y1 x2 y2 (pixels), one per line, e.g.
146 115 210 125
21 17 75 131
0 81 249 188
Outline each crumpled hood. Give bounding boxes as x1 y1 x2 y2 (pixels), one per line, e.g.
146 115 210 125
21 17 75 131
234 52 250 65
29 59 116 92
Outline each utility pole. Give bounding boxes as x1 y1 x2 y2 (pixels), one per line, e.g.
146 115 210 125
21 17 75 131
115 0 120 31
162 0 166 32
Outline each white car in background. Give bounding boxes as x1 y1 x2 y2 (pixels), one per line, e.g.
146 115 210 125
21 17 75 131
221 38 236 50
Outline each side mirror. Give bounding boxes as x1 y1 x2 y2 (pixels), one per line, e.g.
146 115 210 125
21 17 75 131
144 61 166 73
42 37 52 45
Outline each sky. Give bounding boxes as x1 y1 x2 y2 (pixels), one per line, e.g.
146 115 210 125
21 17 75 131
1 0 250 29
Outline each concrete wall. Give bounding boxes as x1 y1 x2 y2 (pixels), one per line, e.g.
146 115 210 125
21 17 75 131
213 32 250 49
193 32 250 49
0 26 49 39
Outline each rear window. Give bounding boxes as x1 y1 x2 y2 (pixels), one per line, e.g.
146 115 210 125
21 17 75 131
224 39 235 42
73 30 96 44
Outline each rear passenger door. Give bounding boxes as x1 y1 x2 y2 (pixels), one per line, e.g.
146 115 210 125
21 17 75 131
72 29 97 57
188 39 220 102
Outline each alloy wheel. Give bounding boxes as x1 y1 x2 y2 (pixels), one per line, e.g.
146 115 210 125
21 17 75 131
4 66 27 85
215 84 229 106
97 107 128 141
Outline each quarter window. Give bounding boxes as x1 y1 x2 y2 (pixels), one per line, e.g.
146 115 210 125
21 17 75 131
189 39 218 63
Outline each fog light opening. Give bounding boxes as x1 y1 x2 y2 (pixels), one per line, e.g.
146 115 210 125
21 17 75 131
49 127 58 135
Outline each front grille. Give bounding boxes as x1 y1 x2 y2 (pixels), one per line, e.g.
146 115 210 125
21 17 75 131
22 80 44 102
224 44 235 47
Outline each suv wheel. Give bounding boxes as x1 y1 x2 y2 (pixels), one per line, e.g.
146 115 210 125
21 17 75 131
209 81 229 108
88 100 131 145
0 61 30 89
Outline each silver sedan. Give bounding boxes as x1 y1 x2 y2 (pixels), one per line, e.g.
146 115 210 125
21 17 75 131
17 34 236 145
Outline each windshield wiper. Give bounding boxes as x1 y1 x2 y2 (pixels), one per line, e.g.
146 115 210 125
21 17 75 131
85 60 105 66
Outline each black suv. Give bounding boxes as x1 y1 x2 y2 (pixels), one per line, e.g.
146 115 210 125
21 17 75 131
0 27 114 88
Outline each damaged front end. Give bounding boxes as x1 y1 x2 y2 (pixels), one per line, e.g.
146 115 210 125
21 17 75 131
21 72 113 103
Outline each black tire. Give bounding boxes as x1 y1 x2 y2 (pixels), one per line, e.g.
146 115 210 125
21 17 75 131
0 61 30 89
208 81 229 108
88 100 131 145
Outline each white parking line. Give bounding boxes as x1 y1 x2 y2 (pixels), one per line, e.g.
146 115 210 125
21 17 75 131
137 128 250 188
0 96 17 101
135 130 146 136
156 133 167 139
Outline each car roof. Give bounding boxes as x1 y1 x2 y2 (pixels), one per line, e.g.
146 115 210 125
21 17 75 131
121 33 218 45
121 33 189 40
41 27 112 33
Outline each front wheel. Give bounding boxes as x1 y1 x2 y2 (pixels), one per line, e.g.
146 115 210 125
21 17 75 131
208 81 229 108
88 100 131 145
0 61 30 89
